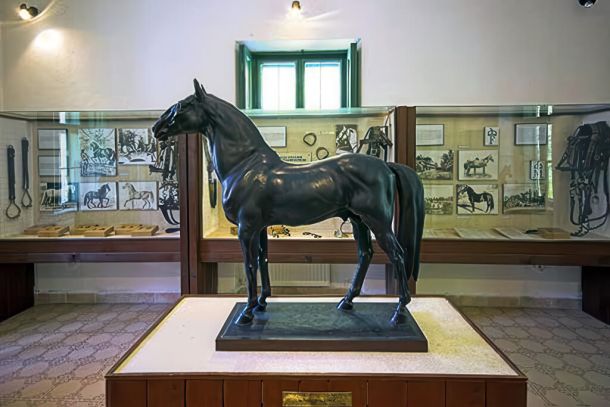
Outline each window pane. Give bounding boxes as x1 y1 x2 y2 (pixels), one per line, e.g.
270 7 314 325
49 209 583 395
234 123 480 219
261 62 296 110
304 61 341 110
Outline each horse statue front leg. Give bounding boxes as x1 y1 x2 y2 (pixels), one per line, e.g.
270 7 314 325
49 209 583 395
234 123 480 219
255 228 271 312
337 219 373 311
235 225 261 325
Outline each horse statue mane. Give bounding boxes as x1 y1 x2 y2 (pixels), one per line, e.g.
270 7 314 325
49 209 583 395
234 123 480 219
153 79 425 327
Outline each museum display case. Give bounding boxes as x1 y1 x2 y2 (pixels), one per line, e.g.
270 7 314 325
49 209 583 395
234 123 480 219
0 110 182 263
416 104 610 265
201 107 396 240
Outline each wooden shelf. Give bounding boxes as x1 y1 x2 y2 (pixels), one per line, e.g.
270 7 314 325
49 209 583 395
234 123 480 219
0 238 180 263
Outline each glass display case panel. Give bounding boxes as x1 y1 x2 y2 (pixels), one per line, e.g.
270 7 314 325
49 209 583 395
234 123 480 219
201 107 395 240
416 104 610 241
0 110 180 240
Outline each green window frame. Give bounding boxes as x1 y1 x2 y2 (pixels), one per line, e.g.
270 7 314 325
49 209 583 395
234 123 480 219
236 42 361 109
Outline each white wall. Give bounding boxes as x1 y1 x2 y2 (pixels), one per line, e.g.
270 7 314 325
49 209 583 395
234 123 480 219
1 0 610 110
4 0 605 298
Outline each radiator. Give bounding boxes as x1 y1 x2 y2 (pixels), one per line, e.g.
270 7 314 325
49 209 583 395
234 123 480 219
232 263 331 287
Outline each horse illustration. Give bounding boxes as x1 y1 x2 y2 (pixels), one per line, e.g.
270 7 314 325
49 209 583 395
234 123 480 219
83 184 111 208
122 183 154 209
40 184 76 208
153 79 425 327
90 141 116 165
457 184 494 213
463 154 494 177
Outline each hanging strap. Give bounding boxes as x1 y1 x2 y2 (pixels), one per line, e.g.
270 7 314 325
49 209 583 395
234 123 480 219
20 138 32 208
6 145 21 219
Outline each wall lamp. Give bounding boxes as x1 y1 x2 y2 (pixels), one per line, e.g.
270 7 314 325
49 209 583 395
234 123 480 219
578 0 596 7
18 3 39 20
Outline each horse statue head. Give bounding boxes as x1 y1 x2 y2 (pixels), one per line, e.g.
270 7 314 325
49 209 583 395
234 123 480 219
153 79 213 142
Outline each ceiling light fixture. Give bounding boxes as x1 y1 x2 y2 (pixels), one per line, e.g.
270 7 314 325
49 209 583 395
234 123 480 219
578 0 596 7
18 3 39 20
291 1 301 11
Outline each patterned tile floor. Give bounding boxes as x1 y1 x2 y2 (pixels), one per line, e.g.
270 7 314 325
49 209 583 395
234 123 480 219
0 304 608 406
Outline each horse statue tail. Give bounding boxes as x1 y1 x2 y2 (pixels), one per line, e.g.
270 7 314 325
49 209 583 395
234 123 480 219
388 162 425 281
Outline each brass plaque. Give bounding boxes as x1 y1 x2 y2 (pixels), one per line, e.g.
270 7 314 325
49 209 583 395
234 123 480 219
282 391 352 407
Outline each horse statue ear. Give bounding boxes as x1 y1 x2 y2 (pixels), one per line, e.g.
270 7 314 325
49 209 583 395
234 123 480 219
193 78 208 101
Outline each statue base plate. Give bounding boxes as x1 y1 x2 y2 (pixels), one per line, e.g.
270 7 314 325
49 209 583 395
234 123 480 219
216 302 428 352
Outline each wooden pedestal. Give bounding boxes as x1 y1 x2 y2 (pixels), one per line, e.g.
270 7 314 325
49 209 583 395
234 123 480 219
106 296 527 407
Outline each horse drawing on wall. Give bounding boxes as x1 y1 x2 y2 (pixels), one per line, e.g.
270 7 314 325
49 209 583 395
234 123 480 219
463 154 494 177
122 183 154 209
457 184 494 213
153 79 425 327
83 184 111 209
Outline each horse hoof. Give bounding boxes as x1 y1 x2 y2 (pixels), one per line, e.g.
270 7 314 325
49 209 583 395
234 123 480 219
337 298 354 311
254 299 267 312
234 311 254 326
389 310 407 326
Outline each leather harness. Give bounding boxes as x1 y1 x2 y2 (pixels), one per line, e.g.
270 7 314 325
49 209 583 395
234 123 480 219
21 138 32 208
5 145 21 219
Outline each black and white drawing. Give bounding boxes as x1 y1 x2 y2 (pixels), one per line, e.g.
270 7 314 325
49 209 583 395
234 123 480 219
118 128 157 165
79 128 117 176
335 124 358 154
39 182 78 212
38 128 67 150
79 182 117 211
118 181 158 210
458 150 499 180
416 149 454 180
416 124 444 146
457 184 498 215
530 160 546 180
515 123 549 145
158 181 179 224
503 184 545 213
424 184 454 215
484 127 499 146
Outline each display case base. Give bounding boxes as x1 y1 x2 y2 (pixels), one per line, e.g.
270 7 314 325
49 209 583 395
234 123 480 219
106 296 527 407
217 302 427 352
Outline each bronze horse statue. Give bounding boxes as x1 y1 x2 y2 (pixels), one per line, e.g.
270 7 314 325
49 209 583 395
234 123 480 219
153 79 424 326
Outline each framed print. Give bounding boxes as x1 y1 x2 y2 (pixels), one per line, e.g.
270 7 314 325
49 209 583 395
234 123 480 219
424 184 454 215
416 124 444 146
456 184 499 215
515 123 548 145
484 127 499 146
336 124 358 153
416 149 454 180
79 182 118 211
118 181 158 210
258 126 287 148
458 149 499 181
38 128 68 150
530 160 546 180
38 156 61 177
39 182 78 212
118 128 157 165
79 128 117 176
503 184 546 213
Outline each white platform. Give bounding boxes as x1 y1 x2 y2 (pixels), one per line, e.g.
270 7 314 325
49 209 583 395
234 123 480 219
115 296 517 377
